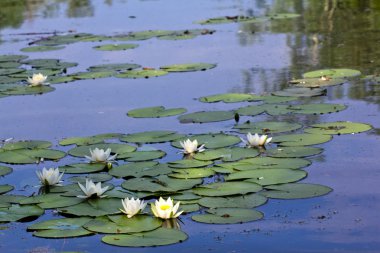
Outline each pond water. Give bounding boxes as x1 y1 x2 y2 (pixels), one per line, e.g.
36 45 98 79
0 0 380 252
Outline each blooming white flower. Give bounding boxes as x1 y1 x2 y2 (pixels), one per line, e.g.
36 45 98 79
120 197 147 218
151 197 183 219
36 167 64 186
179 139 205 154
27 73 48 86
242 132 272 147
85 148 117 163
77 179 109 199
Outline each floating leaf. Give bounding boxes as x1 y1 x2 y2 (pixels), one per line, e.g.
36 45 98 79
69 174 113 183
193 147 259 162
20 194 84 209
58 198 121 217
290 77 345 88
68 143 136 158
20 45 65 52
272 87 326 97
88 63 141 72
226 169 307 186
236 105 265 116
48 76 75 84
113 30 173 41
0 55 28 62
109 161 159 178
193 182 262 197
169 168 215 179
127 106 186 118
178 110 234 123
0 204 44 222
0 149 66 164
266 146 323 158
118 150 166 162
71 71 114 80
303 69 361 79
199 93 261 103
0 185 13 194
267 13 301 19
160 63 216 72
192 208 263 224
0 166 12 177
102 227 188 247
262 183 332 199
304 121 372 135
198 193 267 208
93 43 138 51
273 133 332 146
234 121 302 134
217 157 311 171
286 104 346 115
116 69 168 79
60 133 123 146
121 131 185 144
197 16 265 25
0 68 25 76
168 159 212 168
59 163 106 174
1 85 55 96
172 134 241 149
28 217 93 238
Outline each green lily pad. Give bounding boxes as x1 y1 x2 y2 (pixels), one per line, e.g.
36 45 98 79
1 85 55 96
234 121 302 134
160 63 216 72
0 68 25 76
260 95 298 103
102 227 188 247
71 71 114 80
112 30 173 41
127 106 187 118
0 194 26 205
304 121 372 135
0 166 12 177
58 198 121 217
0 62 22 68
0 149 66 164
192 208 263 224
2 140 51 150
68 143 136 158
168 159 212 168
178 110 234 123
118 150 166 162
59 163 106 174
121 175 202 192
266 146 323 158
93 43 138 51
272 87 326 97
28 217 93 238
197 16 265 25
193 182 262 197
226 168 307 186
216 157 311 171
0 185 13 194
193 147 259 162
109 161 159 178
0 204 44 222
121 131 185 143
88 63 141 72
172 134 241 149
60 133 123 146
286 104 346 115
20 194 84 209
169 168 215 179
290 77 345 88
262 183 333 199
273 133 332 146
21 45 65 52
198 193 267 208
116 69 168 79
303 69 361 79
85 215 162 234
48 76 75 84
236 105 266 116
0 55 28 62
69 174 113 183
199 93 261 103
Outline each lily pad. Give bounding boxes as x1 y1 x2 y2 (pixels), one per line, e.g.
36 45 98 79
0 166 12 177
198 193 267 208
20 194 84 209
199 93 261 103
303 69 361 79
272 87 326 97
193 182 262 197
304 121 372 135
160 63 216 72
0 55 28 62
21 45 65 52
68 143 136 158
58 198 121 217
193 147 259 162
0 204 44 222
71 71 114 80
102 227 188 247
69 174 113 183
0 185 13 194
59 163 106 174
290 78 345 88
109 161 159 178
172 134 241 149
93 43 138 51
169 168 215 179
266 146 323 158
28 217 93 238
234 121 302 134
118 150 166 162
226 168 307 186
0 149 66 164
0 68 25 76
116 69 168 79
88 63 141 72
262 183 333 199
216 157 311 171
168 159 212 168
192 208 263 224
178 110 234 123
273 133 332 146
286 104 346 115
1 85 55 96
127 106 186 118
84 215 162 234
121 131 185 144
197 16 265 25
60 133 123 146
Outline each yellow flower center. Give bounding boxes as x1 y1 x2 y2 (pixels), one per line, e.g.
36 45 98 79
160 204 171 211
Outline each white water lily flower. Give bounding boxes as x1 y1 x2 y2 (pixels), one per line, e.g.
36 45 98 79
179 139 205 154
120 197 147 218
151 197 183 219
77 179 109 199
85 148 117 163
36 167 64 186
27 73 48 86
242 132 272 147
